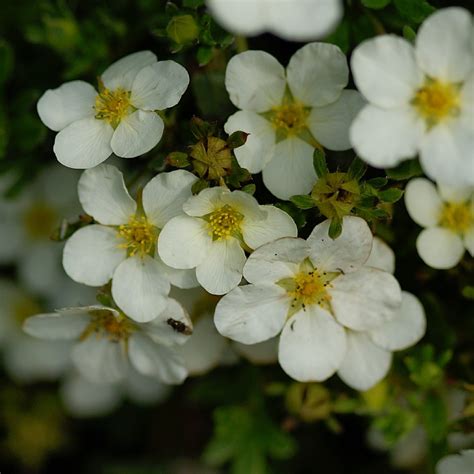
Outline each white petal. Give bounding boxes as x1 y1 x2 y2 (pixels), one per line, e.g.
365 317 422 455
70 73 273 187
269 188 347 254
233 337 278 365
224 111 276 174
243 237 310 284
154 254 199 289
196 238 246 295
158 215 212 269
225 50 286 112
128 333 187 384
222 189 265 222
262 137 317 200
436 450 474 474
23 310 90 340
124 368 171 405
437 184 473 203
131 60 189 111
416 227 465 269
78 164 137 225
307 216 373 273
63 225 126 286
142 170 197 228
370 291 426 351
405 178 443 228
351 35 423 107
308 90 365 151
242 205 297 250
214 283 289 344
350 105 424 168
416 7 473 82
365 237 395 274
287 42 348 107
111 110 164 158
330 267 402 331
101 50 157 91
279 305 346 382
37 81 96 131
111 255 170 323
54 117 113 169
337 331 392 391
182 187 225 217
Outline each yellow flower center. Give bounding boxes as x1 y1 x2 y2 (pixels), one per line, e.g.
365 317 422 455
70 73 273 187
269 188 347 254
117 215 158 257
13 297 42 325
413 79 460 126
80 309 135 343
439 201 473 234
94 87 132 128
206 204 243 240
23 203 58 240
270 101 309 136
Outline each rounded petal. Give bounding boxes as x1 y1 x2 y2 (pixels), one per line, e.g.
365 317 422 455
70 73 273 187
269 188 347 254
370 291 426 351
142 170 197 228
221 189 265 222
416 7 473 82
437 184 473 203
78 164 137 225
225 50 286 112
337 331 392 391
23 310 90 340
307 216 373 273
330 267 402 331
287 42 348 107
54 117 113 169
279 305 346 382
158 215 212 269
416 227 465 269
128 333 187 384
214 284 289 344
111 110 164 158
196 238 246 295
308 90 365 151
101 50 157 91
244 237 310 284
242 205 297 250
224 111 276 173
350 105 424 168
262 137 317 200
233 337 278 365
63 225 126 286
405 178 443 228
182 187 225 217
111 255 170 323
153 254 199 289
365 237 395 274
351 35 423 107
131 60 189 111
436 450 474 474
37 81 96 131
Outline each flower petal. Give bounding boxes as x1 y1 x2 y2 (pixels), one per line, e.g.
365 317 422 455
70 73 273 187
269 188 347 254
337 330 392 391
287 42 348 107
23 310 90 340
279 305 346 382
370 291 426 351
330 267 402 331
416 227 465 269
196 238 246 295
214 283 288 344
404 178 443 228
54 117 113 169
437 184 473 203
131 60 189 111
153 254 199 289
262 136 317 200
225 50 286 112
78 164 137 225
63 225 126 286
182 187 225 217
111 110 164 158
365 237 395 274
37 81 96 132
436 450 474 474
111 255 170 323
222 189 265 222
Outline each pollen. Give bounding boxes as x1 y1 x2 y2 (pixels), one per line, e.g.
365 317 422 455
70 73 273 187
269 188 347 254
413 79 460 126
23 203 58 240
270 101 309 136
207 205 243 240
81 309 135 343
94 87 132 128
117 215 157 257
439 201 473 234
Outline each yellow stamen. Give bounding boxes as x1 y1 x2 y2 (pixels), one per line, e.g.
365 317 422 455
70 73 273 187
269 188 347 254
80 309 135 343
206 205 243 240
95 87 132 128
270 101 309 136
439 201 472 234
23 203 58 239
117 215 158 257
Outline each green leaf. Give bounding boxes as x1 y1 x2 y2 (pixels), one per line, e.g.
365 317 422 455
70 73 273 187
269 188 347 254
325 19 350 54
366 177 388 189
347 157 367 181
403 25 417 41
362 0 391 9
313 148 328 177
0 39 14 85
378 188 404 203
227 130 249 149
196 45 214 66
166 14 199 44
290 195 315 210
394 0 435 24
166 151 190 168
275 202 306 230
191 178 209 194
386 158 423 180
328 217 343 239
183 0 205 8
241 183 256 195
421 394 448 443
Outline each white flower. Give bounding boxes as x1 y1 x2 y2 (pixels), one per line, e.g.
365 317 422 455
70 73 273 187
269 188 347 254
63 164 198 322
436 450 474 474
214 216 411 391
224 43 365 199
405 178 474 269
350 8 474 186
37 51 189 169
206 0 343 41
23 299 192 385
158 186 297 294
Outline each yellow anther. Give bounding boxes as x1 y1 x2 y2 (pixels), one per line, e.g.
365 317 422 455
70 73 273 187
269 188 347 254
270 101 309 136
81 309 135 343
94 87 132 128
439 201 472 234
207 204 243 240
117 215 157 257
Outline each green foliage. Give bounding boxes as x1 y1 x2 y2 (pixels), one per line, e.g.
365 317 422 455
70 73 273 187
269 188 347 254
394 0 435 24
362 0 392 10
386 159 424 180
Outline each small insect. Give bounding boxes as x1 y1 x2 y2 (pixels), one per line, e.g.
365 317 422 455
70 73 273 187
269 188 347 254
166 318 192 335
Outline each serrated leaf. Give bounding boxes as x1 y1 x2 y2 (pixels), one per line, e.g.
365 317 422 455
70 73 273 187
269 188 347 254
347 157 367 181
313 148 328 177
290 195 315 210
